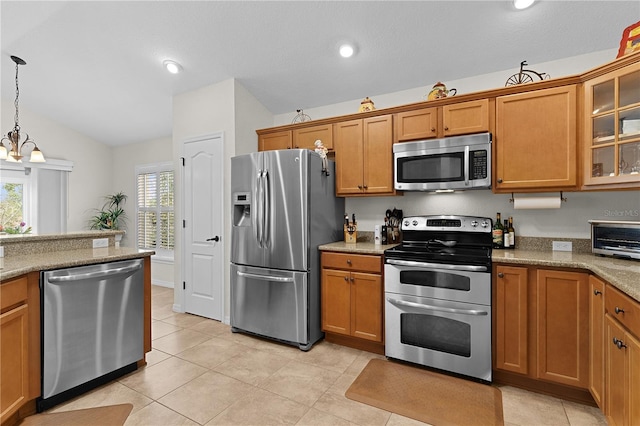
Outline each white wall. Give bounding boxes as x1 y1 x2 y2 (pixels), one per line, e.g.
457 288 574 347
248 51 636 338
1 99 112 231
271 48 640 238
112 136 175 287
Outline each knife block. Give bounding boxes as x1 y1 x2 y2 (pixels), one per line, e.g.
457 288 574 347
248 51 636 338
344 224 357 244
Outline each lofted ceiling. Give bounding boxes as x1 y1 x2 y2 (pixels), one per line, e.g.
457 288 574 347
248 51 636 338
1 1 638 147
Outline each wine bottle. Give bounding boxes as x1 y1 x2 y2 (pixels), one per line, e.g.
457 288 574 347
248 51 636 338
508 217 516 249
492 213 504 249
503 218 511 249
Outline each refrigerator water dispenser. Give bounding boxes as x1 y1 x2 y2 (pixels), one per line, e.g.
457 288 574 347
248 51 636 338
233 192 251 227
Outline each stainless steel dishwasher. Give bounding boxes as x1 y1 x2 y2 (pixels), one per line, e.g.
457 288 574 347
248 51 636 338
38 258 144 411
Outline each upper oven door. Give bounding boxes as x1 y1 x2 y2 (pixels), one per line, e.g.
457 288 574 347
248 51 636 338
393 133 491 191
384 260 491 306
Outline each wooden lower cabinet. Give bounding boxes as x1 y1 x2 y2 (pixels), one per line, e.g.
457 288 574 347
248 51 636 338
536 269 589 388
589 275 606 410
1 273 40 425
493 264 591 402
494 265 528 374
604 284 640 426
321 252 383 353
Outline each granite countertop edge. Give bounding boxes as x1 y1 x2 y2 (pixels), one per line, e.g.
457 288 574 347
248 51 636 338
319 243 640 302
1 247 155 281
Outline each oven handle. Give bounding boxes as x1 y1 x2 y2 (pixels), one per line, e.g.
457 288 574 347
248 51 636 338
385 258 488 272
387 297 488 316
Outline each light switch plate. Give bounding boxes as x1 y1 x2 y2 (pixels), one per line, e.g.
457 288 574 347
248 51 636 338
92 238 109 248
552 241 572 252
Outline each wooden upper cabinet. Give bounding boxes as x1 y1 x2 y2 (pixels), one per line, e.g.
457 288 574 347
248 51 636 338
535 269 589 388
258 130 292 151
395 107 439 141
582 60 640 190
442 99 490 137
335 115 395 196
395 99 489 142
495 85 578 192
292 124 333 151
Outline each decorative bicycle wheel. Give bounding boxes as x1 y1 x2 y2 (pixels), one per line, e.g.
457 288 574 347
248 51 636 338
505 72 535 86
292 109 311 124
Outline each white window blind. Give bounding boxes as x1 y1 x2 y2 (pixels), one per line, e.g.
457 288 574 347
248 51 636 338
136 162 174 258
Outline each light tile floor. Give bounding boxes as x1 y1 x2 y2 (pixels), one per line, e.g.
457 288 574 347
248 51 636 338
48 285 607 426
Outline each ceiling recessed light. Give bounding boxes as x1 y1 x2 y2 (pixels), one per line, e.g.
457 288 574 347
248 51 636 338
513 0 535 9
339 44 355 58
163 60 183 74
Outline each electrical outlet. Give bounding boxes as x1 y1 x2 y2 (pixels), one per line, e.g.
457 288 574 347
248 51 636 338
552 241 572 252
92 238 109 248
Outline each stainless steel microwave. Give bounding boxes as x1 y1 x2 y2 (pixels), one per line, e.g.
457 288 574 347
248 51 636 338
393 132 492 191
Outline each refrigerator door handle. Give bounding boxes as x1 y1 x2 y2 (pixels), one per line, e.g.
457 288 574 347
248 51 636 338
262 169 270 248
256 170 264 248
236 270 294 282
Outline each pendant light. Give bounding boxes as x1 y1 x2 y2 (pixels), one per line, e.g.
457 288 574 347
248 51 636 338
0 56 45 163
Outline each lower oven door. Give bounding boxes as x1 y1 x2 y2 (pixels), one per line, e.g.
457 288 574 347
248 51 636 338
385 292 492 382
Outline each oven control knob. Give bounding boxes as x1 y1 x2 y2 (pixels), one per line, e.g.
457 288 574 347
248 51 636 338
471 220 478 227
412 220 418 226
404 220 410 227
481 221 489 228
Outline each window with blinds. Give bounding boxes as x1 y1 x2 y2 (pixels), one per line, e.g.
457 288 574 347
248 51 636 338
136 163 174 258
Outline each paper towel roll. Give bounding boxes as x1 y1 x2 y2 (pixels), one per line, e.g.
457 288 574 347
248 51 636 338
513 196 562 209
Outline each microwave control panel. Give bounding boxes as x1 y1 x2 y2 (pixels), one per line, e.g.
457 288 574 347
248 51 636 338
470 150 488 179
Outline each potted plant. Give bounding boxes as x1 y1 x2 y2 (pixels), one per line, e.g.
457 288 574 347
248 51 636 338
89 192 128 230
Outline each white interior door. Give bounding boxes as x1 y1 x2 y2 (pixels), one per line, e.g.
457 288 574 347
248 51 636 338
183 134 224 320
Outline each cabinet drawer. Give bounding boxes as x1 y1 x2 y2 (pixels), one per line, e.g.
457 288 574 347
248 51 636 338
321 252 381 273
606 284 640 335
1 276 28 312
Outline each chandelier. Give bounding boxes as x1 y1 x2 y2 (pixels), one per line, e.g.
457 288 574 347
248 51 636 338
0 56 45 163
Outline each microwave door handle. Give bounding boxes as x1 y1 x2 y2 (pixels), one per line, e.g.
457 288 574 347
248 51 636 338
387 297 488 316
464 145 470 186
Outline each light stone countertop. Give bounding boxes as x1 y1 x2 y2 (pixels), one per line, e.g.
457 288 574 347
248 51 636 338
0 247 154 281
319 242 640 302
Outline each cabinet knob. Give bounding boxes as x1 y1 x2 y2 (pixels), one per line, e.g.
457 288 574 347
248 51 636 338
444 126 449 131
357 185 363 190
344 276 349 281
497 178 503 183
613 337 627 350
615 306 625 314
431 127 436 132
363 185 368 189
294 145 299 148
350 277 355 282
346 259 352 265
593 289 602 296
497 272 504 278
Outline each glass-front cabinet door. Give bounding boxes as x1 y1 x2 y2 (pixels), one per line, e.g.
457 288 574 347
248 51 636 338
584 61 640 188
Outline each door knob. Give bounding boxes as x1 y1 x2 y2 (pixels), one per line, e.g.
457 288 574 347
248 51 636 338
206 236 220 242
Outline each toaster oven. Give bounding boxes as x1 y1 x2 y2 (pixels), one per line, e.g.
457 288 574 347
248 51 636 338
589 220 640 260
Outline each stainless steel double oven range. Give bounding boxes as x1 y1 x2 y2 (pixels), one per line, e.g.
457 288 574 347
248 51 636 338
384 215 493 382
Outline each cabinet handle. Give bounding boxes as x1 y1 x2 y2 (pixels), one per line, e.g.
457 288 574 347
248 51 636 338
350 277 355 282
497 272 504 278
357 185 363 190
497 178 503 183
431 127 436 132
444 126 449 131
613 337 627 350
363 185 368 189
344 276 349 281
615 306 625 314
593 289 602 296
346 259 352 265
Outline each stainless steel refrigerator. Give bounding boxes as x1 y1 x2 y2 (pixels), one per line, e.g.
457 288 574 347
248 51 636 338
230 149 344 350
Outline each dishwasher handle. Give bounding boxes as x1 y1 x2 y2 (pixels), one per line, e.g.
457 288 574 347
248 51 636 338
47 262 142 283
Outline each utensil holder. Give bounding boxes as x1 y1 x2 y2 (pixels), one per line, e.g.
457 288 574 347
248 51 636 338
344 224 357 244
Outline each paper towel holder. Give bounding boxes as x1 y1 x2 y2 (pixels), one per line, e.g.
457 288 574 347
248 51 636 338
509 192 567 204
